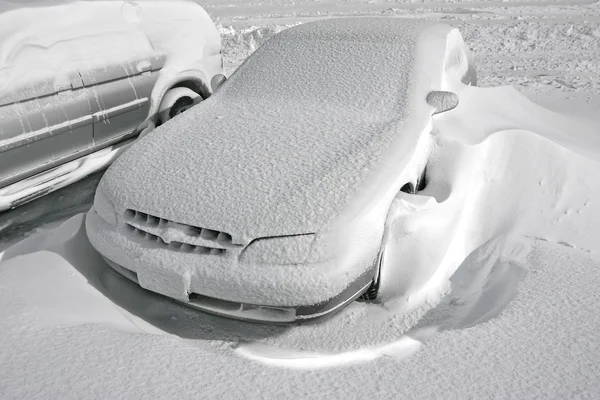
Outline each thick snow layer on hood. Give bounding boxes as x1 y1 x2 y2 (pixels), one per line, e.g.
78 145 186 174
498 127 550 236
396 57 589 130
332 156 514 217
100 18 441 240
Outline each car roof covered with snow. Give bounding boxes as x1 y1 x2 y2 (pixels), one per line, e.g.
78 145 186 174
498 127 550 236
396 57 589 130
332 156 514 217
0 0 220 104
101 18 447 241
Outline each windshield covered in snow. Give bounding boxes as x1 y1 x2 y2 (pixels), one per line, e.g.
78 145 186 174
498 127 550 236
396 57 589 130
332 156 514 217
223 19 420 120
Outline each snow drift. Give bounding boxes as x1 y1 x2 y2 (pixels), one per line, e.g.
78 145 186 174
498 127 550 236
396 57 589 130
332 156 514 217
1 85 599 394
2 3 600 398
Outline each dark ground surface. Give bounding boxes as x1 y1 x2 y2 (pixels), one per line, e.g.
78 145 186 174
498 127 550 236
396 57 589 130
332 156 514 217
0 171 104 251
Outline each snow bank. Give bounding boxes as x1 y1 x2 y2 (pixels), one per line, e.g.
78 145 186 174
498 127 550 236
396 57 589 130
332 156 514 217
2 2 600 398
0 214 162 333
217 18 600 94
459 20 600 93
377 83 600 309
218 23 299 74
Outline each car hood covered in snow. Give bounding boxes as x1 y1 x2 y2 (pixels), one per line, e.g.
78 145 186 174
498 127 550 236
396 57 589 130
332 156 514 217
100 19 440 241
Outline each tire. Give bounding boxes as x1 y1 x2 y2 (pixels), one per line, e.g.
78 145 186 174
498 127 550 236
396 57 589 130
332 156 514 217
158 87 202 125
358 250 385 302
169 97 195 119
359 278 380 302
359 166 428 303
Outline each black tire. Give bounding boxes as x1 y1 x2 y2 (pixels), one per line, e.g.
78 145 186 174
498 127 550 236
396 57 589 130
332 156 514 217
358 250 384 302
359 278 380 301
400 182 416 195
169 96 195 119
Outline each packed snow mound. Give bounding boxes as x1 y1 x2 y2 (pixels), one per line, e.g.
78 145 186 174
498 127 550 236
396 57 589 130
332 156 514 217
437 84 600 161
217 23 299 73
459 20 600 92
98 18 448 240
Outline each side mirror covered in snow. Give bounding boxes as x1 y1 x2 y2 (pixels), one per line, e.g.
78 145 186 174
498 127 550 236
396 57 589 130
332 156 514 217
427 91 459 115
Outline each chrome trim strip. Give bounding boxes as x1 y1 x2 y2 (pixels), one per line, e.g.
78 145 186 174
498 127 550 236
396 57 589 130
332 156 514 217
93 97 148 122
0 114 94 152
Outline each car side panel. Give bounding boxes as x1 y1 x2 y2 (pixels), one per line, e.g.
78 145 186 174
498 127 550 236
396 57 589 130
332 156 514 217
46 90 94 157
130 70 160 124
82 62 139 145
0 56 164 189
0 80 93 188
88 79 145 145
83 58 162 145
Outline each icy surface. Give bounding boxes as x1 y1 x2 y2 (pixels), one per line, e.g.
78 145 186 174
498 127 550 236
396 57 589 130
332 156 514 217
2 1 600 399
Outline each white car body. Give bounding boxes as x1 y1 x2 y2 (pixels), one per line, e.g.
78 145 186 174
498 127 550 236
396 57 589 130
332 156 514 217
86 18 477 323
0 0 223 211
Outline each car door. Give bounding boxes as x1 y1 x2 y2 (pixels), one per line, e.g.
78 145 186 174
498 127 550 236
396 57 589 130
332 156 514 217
81 55 164 146
0 73 94 188
82 61 145 146
129 55 166 126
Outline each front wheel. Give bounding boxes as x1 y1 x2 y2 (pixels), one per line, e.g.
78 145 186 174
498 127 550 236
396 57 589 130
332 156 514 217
358 250 385 302
157 87 202 125
359 166 429 303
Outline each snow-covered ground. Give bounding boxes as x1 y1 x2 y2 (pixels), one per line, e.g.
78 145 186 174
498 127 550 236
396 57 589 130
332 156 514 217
2 1 600 399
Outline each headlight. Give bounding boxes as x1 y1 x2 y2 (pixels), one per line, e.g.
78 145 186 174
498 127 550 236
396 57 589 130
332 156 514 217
239 234 315 265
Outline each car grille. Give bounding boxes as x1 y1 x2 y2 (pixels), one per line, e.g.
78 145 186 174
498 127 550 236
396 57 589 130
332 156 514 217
123 209 239 255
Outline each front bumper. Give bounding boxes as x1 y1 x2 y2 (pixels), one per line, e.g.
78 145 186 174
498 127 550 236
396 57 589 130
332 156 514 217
104 256 373 324
86 208 377 324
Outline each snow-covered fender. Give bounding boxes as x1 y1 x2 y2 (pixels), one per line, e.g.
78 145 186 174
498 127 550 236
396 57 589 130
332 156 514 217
309 23 479 306
375 25 480 305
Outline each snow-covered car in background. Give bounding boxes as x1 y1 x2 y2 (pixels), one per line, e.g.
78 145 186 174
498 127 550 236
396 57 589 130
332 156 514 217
0 0 223 211
86 18 477 324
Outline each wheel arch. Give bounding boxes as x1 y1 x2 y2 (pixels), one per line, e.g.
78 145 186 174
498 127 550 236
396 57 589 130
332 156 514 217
147 70 212 122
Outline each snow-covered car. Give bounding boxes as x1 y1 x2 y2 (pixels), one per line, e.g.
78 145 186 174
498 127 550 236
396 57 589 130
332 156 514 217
0 0 223 211
86 18 477 324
